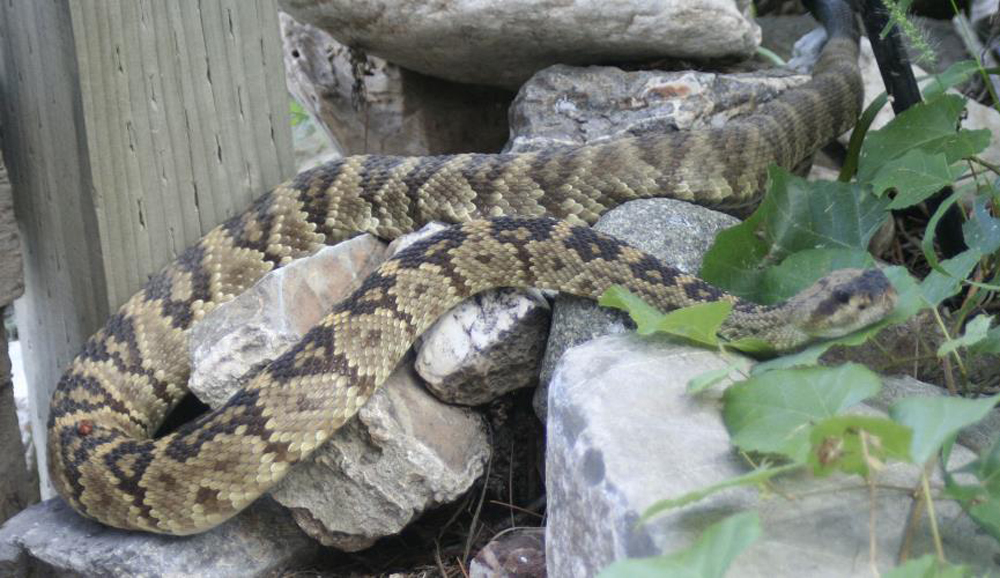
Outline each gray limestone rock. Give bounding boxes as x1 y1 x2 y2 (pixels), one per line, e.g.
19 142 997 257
0 497 317 578
278 0 761 90
275 359 490 551
533 198 740 420
279 11 510 157
506 65 810 154
545 335 1000 577
190 234 388 408
415 288 550 407
189 231 490 551
392 222 552 407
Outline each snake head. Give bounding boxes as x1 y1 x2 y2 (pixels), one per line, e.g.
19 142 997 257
790 268 898 339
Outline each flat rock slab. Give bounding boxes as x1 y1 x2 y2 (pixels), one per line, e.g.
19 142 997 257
278 0 760 89
545 335 999 577
0 498 317 578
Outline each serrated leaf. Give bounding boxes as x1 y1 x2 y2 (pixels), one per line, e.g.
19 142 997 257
858 95 990 184
868 149 962 209
723 364 882 462
963 196 1000 254
884 555 973 578
701 168 889 303
890 394 1000 464
639 463 800 523
599 512 761 578
937 314 994 356
920 60 982 101
807 415 913 477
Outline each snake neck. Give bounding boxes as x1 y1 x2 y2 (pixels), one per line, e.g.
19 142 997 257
719 301 810 352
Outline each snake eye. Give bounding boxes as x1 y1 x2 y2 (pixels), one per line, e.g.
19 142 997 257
834 290 850 304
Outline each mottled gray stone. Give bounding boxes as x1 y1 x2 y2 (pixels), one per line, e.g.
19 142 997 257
0 158 23 308
279 0 760 89
545 335 999 577
279 11 510 157
189 231 489 551
0 497 317 578
416 288 550 406
507 64 809 154
533 198 739 420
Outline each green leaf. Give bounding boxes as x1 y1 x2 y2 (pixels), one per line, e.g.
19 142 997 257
701 168 889 303
920 59 981 101
598 286 731 347
756 248 875 303
687 360 751 395
970 325 1000 355
599 285 667 335
598 512 761 578
963 196 1000 255
639 463 800 523
919 250 982 307
858 95 990 184
807 415 913 477
723 364 882 462
967 498 1000 543
890 394 1000 464
868 149 962 209
654 301 733 347
937 314 994 356
884 555 973 578
945 438 1000 542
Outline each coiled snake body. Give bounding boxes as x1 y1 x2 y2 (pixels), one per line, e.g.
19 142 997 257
47 0 895 534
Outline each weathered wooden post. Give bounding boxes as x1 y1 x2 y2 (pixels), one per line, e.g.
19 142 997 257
0 0 295 496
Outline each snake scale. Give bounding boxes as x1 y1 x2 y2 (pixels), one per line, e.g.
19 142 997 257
47 0 896 534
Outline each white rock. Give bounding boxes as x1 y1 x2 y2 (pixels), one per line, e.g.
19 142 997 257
190 235 388 407
278 0 761 89
545 335 998 577
415 288 550 406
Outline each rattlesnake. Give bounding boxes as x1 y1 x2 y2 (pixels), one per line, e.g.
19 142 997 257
47 0 895 534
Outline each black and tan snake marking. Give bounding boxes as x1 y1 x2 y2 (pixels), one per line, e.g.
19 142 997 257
47 0 894 534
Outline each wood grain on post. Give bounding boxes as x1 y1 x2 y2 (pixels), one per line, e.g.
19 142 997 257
0 0 294 496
